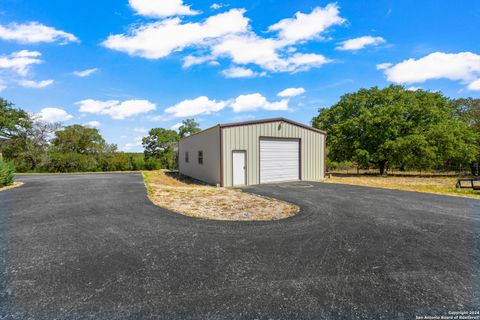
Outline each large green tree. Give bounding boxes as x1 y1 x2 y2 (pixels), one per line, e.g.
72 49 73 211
0 98 30 138
452 98 480 175
312 86 477 174
142 128 179 169
47 125 121 172
0 98 30 160
51 124 107 155
178 118 201 138
3 118 60 172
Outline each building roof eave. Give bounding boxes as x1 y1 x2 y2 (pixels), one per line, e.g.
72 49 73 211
178 117 327 143
219 117 327 135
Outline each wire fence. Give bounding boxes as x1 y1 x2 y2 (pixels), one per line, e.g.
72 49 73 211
327 165 475 177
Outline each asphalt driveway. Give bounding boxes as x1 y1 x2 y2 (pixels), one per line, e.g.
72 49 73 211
0 173 479 319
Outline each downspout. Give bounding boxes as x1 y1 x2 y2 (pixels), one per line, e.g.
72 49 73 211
219 126 224 187
323 133 327 179
176 140 180 171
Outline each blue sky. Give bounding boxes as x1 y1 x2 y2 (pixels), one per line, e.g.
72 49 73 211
0 0 479 151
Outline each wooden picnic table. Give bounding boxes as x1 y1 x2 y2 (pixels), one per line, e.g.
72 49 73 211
456 178 480 191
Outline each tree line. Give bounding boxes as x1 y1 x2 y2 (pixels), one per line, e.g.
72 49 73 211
312 86 480 175
1 86 479 176
0 98 200 173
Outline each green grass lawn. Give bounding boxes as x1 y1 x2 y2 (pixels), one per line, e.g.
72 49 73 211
326 175 480 199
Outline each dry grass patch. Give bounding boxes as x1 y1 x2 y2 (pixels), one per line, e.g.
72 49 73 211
143 170 299 221
0 181 24 192
326 175 480 199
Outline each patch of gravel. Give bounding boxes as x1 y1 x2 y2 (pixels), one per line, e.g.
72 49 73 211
144 171 299 221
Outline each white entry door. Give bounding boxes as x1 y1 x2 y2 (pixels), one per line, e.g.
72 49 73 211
232 151 246 186
260 138 300 183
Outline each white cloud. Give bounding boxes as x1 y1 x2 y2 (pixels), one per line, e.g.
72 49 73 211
38 108 73 122
285 53 330 72
129 0 199 18
277 87 305 97
221 66 258 78
148 114 173 122
263 99 289 111
230 114 256 121
84 121 101 128
134 127 148 133
18 79 54 88
376 62 392 70
150 91 292 119
468 79 480 91
73 68 98 77
103 9 249 59
230 93 289 112
336 36 385 51
182 55 215 68
0 50 43 76
77 100 118 114
103 4 342 75
407 86 421 91
77 99 156 120
380 52 480 90
268 4 345 44
171 122 183 130
12 50 41 58
0 22 78 44
165 96 226 117
210 3 222 10
123 136 144 151
211 34 331 72
211 34 281 69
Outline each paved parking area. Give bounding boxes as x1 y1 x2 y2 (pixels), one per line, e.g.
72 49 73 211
0 173 479 319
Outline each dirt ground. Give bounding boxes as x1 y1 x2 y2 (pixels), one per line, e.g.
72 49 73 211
142 170 299 221
325 175 480 199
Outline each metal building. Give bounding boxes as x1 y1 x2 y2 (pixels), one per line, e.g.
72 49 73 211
178 118 326 187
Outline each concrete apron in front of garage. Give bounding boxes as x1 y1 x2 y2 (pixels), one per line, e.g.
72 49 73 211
0 173 479 319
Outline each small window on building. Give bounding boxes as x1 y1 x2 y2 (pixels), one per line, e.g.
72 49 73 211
198 151 203 165
185 152 189 163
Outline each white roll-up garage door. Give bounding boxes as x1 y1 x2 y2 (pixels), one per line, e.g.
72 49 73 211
260 138 300 183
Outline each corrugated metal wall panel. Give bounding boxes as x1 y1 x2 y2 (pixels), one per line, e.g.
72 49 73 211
222 120 325 187
179 126 221 185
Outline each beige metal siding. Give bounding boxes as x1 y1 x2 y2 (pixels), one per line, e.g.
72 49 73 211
222 121 325 187
178 126 220 185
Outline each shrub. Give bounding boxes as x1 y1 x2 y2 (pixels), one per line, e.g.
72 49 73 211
327 160 354 171
0 160 15 187
127 153 146 170
100 152 130 171
144 158 163 170
46 152 99 172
